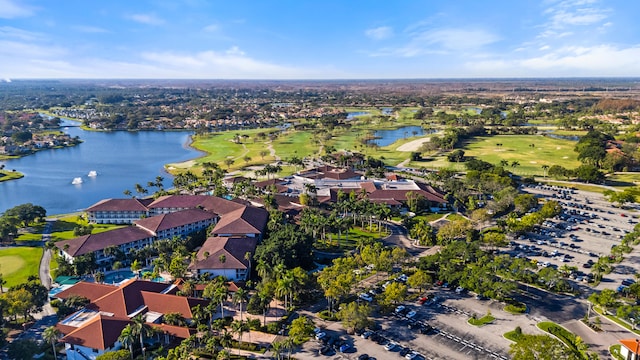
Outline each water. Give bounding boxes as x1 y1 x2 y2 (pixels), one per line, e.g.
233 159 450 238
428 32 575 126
371 126 432 147
346 111 370 119
0 119 201 215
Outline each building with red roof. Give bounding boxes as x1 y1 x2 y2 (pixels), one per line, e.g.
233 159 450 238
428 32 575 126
619 339 640 360
55 279 207 360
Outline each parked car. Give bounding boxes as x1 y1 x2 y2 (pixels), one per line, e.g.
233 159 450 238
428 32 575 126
315 332 327 340
406 310 417 318
384 342 397 351
395 305 406 313
405 351 419 359
359 293 373 302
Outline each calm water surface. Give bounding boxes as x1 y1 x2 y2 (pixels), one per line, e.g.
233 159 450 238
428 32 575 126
372 126 432 147
0 120 201 215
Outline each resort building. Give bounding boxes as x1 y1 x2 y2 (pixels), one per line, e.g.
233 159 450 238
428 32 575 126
54 279 208 360
619 339 640 360
189 236 257 281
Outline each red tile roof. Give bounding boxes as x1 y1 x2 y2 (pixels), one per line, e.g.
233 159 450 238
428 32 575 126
140 291 209 317
87 279 175 317
190 237 258 271
54 282 117 302
147 195 210 210
85 198 150 212
151 323 194 339
55 226 153 256
61 314 130 350
211 206 268 236
134 208 217 234
620 339 640 354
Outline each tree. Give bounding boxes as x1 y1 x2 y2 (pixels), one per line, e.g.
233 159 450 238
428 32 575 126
336 301 372 333
447 149 465 162
407 270 432 293
288 316 314 344
541 164 549 177
96 350 131 360
118 324 136 360
231 320 245 355
131 314 154 360
574 165 604 183
43 326 61 360
604 188 637 207
381 282 407 306
224 158 235 169
232 287 249 321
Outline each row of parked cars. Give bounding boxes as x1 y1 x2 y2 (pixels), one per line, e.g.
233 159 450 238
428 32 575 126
360 328 424 359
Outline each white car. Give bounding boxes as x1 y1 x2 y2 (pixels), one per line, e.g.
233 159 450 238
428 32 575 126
455 286 464 294
406 310 417 318
405 351 419 359
359 293 373 302
395 305 406 313
384 341 397 351
315 332 327 340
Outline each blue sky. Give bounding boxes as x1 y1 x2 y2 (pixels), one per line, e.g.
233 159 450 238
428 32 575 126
1 0 639 79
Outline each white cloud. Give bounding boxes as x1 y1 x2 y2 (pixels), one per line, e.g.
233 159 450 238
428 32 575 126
415 28 499 51
465 45 640 77
365 26 393 40
540 0 611 37
126 13 165 26
203 23 220 32
539 45 550 51
0 0 36 19
0 26 45 41
72 25 109 33
368 27 499 58
139 46 307 78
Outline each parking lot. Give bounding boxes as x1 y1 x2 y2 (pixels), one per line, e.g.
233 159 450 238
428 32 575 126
514 184 639 292
296 287 550 360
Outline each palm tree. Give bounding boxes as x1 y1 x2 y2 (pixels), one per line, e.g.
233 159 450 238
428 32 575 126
214 286 229 319
118 324 136 360
231 320 244 355
271 340 285 360
219 254 227 279
131 314 153 360
233 288 249 321
541 164 549 178
43 326 61 360
94 271 104 284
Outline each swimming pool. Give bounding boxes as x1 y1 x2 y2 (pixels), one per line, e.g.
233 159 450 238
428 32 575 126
103 270 135 284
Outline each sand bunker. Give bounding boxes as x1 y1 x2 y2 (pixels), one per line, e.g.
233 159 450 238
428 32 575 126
397 137 432 152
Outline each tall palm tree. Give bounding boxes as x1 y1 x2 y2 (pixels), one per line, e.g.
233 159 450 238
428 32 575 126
231 320 244 355
219 254 227 280
118 324 136 360
232 288 249 321
541 164 549 177
43 326 61 360
131 314 153 360
214 286 229 318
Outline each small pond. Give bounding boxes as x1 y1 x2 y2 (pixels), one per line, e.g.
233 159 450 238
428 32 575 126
369 126 435 147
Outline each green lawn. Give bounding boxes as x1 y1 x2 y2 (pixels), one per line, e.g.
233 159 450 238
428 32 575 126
271 130 319 160
0 170 24 182
0 247 43 288
468 314 495 326
606 173 640 188
16 215 123 242
426 135 582 176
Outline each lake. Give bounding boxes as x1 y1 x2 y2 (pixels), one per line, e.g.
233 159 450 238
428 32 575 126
0 119 201 215
371 126 432 147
